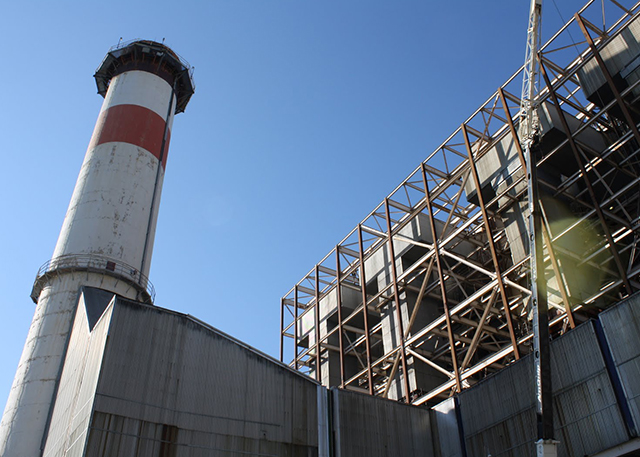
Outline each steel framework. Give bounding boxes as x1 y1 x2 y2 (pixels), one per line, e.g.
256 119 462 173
280 0 640 407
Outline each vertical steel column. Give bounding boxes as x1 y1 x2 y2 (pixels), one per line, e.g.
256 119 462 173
462 125 521 360
294 285 299 371
335 248 346 388
357 224 375 395
280 297 285 362
315 265 322 383
384 198 412 401
421 163 462 392
540 62 633 295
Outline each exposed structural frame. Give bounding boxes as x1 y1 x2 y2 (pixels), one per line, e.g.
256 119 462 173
281 0 640 407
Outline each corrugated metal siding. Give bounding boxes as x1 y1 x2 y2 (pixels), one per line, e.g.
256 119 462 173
85 411 308 457
551 321 628 456
332 388 434 457
317 387 330 457
459 348 536 457
87 299 318 456
42 290 115 457
458 321 628 457
600 293 640 432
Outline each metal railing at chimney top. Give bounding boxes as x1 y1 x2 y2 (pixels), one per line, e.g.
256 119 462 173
31 254 155 304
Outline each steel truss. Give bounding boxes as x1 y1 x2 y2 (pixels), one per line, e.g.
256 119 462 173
281 0 640 407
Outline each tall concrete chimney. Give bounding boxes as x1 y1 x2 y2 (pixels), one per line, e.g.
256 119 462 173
0 40 194 456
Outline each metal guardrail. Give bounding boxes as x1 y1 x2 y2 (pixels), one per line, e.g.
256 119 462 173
31 254 155 304
106 38 195 90
109 38 193 73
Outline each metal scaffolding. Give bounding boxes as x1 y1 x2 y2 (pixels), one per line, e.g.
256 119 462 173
281 0 640 407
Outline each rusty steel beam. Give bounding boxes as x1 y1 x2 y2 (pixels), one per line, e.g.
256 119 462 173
280 297 285 362
315 265 322 382
406 348 455 379
294 285 299 370
357 224 375 395
462 124 521 360
540 61 633 296
383 355 401 399
542 221 576 329
404 257 436 339
498 88 527 171
384 198 412 401
335 248 346 387
421 163 462 392
461 289 498 370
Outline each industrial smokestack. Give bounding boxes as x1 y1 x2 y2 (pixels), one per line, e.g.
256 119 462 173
0 40 194 456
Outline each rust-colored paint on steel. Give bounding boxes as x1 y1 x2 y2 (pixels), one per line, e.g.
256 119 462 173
384 198 412 401
280 297 284 362
294 285 299 370
383 353 402 399
540 60 633 296
404 257 435 339
461 289 498 370
542 221 576 329
421 163 462 392
335 248 346 388
315 265 322 382
462 124 521 360
498 88 527 171
357 224 375 395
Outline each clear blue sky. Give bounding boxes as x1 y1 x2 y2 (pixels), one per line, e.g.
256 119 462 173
0 0 596 405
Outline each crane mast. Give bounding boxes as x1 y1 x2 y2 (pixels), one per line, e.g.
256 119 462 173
520 0 558 454
521 0 543 142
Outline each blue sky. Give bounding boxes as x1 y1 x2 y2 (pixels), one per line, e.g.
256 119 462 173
0 0 597 405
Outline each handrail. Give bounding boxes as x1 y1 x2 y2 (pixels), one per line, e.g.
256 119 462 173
107 38 195 87
30 254 155 304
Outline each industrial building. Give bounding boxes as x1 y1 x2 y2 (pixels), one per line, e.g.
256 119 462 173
279 0 640 455
4 1 640 456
